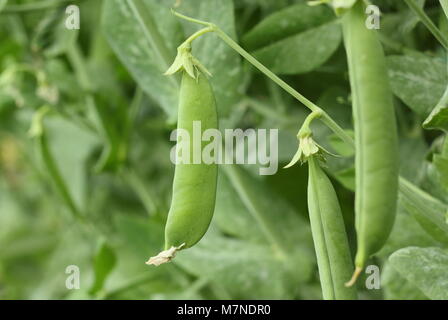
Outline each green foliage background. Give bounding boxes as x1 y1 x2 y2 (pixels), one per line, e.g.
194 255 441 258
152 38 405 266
0 0 447 299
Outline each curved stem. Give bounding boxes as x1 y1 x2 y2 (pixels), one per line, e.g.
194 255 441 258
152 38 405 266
215 26 354 147
299 110 323 138
183 27 214 46
172 10 355 149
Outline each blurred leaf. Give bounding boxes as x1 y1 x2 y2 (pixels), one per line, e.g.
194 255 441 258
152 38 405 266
253 22 341 75
378 199 442 259
400 0 425 35
222 165 313 252
102 0 181 121
30 7 78 57
327 131 355 157
29 227 97 299
382 262 428 300
89 241 117 295
176 233 313 299
178 0 243 116
389 247 448 300
332 166 355 192
114 214 164 258
423 86 448 132
214 170 265 243
434 154 448 192
398 132 428 183
399 178 448 245
242 2 335 51
388 55 447 116
44 115 98 214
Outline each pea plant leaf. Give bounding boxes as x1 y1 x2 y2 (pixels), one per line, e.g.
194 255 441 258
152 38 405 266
221 165 313 252
399 178 448 245
397 133 428 183
389 247 448 300
39 115 98 216
387 54 447 116
175 233 313 299
214 170 266 243
423 88 448 131
400 0 426 34
89 242 117 296
378 200 441 259
242 2 341 75
381 262 429 300
177 0 243 117
242 2 336 51
102 0 181 121
433 154 448 192
252 22 341 75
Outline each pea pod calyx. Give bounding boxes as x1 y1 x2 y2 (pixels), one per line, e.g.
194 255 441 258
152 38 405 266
164 43 211 79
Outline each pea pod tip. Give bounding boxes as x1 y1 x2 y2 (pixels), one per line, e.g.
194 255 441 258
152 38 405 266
344 266 362 287
145 243 185 266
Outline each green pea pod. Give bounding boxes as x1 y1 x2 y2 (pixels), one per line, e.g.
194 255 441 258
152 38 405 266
147 71 218 266
342 0 399 284
307 156 357 300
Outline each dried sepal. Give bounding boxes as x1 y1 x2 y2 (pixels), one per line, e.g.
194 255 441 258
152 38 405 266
145 243 185 266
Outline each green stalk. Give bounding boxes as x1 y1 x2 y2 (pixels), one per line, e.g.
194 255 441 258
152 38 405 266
404 0 448 49
30 107 84 222
172 10 355 149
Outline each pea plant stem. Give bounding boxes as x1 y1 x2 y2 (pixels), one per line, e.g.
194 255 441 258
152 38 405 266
404 0 448 49
172 10 355 149
183 27 214 45
440 0 448 19
172 11 433 247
